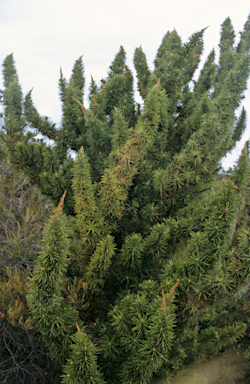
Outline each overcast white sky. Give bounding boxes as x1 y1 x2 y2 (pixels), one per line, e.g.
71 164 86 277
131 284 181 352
1 0 250 169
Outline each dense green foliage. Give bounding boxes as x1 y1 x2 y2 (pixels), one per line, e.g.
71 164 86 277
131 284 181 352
1 14 250 383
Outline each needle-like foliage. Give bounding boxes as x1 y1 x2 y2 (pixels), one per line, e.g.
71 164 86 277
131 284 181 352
1 14 250 384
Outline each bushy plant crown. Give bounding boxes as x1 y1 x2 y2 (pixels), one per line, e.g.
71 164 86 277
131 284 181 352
1 14 250 384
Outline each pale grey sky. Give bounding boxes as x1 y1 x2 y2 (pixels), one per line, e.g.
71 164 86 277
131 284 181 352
0 0 250 169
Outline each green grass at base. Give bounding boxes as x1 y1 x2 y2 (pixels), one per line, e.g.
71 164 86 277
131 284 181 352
153 350 249 384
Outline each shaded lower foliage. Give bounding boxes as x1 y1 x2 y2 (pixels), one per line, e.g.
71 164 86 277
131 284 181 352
0 321 61 384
